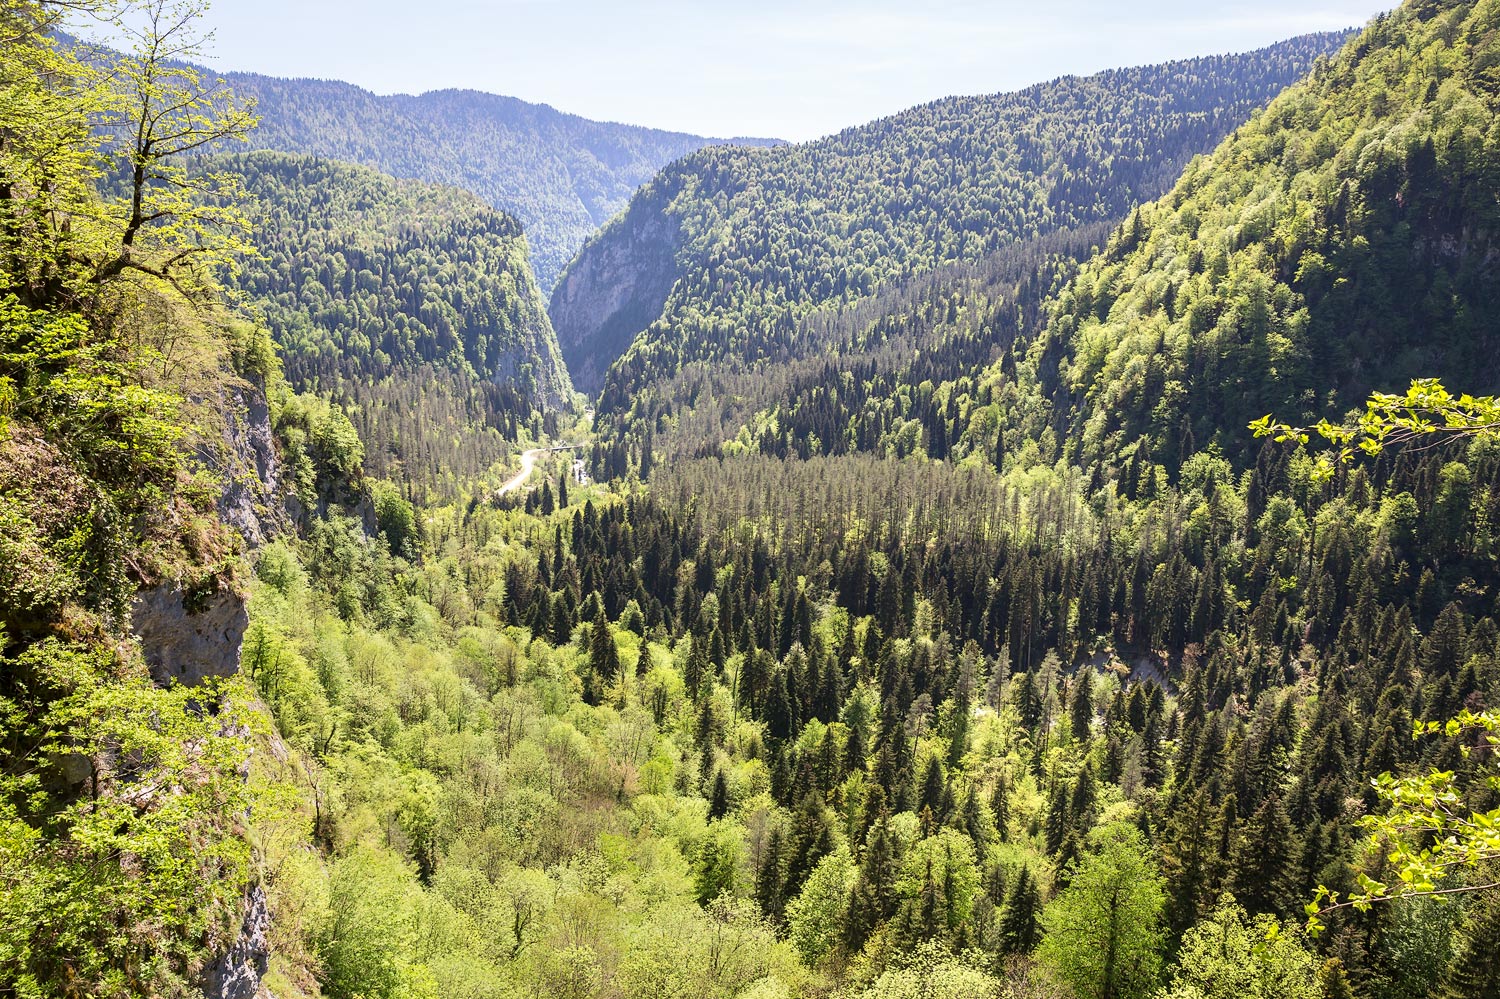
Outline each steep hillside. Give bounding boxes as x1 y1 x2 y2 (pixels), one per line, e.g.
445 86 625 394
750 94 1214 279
711 0 1500 484
557 31 1354 418
224 74 781 290
0 12 282 995
1010 0 1500 472
217 151 572 495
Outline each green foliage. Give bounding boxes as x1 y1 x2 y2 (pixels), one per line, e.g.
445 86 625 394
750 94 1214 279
0 640 257 997
1156 898 1322 999
1254 378 1500 481
786 846 856 966
1037 824 1166 999
1022 0 1500 470
217 150 573 495
219 74 776 291
0 8 284 997
1308 707 1500 928
568 31 1350 453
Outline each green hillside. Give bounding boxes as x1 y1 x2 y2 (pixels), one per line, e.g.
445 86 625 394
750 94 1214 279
712 0 1500 487
557 31 1353 422
218 151 573 496
13 4 1500 999
1016 0 1500 472
225 75 781 291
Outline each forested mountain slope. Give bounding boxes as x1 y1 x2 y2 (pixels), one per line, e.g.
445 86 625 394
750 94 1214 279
222 73 781 290
217 151 573 495
1012 0 1500 472
556 31 1353 410
16 3 1500 999
714 0 1500 486
1 10 287 994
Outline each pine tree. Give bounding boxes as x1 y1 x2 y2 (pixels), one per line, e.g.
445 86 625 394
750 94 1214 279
1071 671 1094 742
961 788 988 863
684 634 710 699
589 617 620 683
1069 764 1098 835
766 669 795 743
991 775 1010 842
918 756 947 819
846 813 897 952
708 770 730 820
1442 875 1500 998
757 827 787 924
998 865 1040 953
1160 789 1214 939
786 792 836 898
1044 782 1071 856
1228 795 1300 918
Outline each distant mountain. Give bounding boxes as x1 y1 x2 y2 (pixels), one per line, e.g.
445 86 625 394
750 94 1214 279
216 151 572 495
551 32 1355 455
220 73 782 291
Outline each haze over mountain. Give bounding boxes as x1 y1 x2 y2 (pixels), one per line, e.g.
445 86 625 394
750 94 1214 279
219 71 782 292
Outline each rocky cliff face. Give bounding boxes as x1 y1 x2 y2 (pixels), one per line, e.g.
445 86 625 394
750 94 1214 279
130 579 250 688
209 382 286 549
131 379 282 688
549 181 683 395
130 379 284 998
203 883 272 999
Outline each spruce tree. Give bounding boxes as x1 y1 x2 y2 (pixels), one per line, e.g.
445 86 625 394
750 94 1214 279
918 756 946 819
786 792 836 897
991 775 1010 842
1228 795 1300 918
589 617 619 684
1071 672 1094 742
846 813 897 952
757 827 786 924
998 865 1040 953
708 770 730 820
1442 874 1500 998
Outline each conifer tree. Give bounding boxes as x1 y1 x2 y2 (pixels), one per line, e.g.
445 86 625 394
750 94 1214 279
1228 795 1300 918
1071 672 1094 742
991 775 1010 842
1442 872 1500 998
708 770 730 820
846 813 896 952
998 865 1041 954
757 827 787 924
589 617 619 683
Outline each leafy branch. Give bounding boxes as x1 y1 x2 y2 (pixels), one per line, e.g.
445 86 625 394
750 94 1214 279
1251 378 1500 482
1305 709 1500 935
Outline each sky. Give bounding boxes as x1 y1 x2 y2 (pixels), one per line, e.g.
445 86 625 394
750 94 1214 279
161 0 1388 142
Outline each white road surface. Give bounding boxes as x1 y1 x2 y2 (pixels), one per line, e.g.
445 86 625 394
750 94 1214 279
496 444 580 497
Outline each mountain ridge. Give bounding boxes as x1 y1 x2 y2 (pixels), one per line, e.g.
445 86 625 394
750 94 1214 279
554 30 1357 452
218 68 784 291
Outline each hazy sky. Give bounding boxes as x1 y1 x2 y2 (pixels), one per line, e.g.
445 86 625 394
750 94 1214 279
158 0 1386 142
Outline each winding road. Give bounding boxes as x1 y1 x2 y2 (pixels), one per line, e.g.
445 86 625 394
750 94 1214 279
496 444 581 497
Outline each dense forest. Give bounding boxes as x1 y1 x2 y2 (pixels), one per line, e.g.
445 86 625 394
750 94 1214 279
218 73 781 291
642 0 1500 486
217 151 575 497
555 31 1352 416
7 1 1500 999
